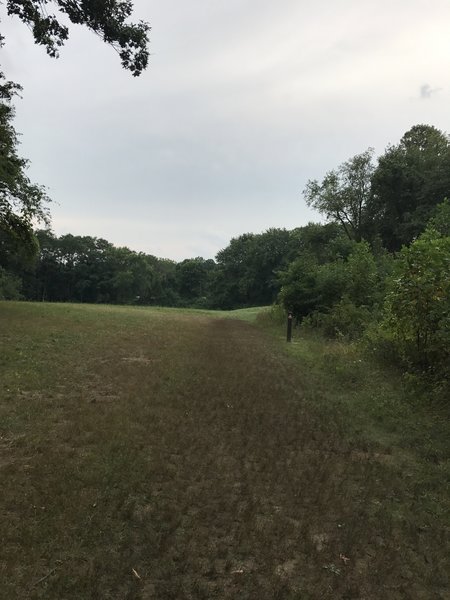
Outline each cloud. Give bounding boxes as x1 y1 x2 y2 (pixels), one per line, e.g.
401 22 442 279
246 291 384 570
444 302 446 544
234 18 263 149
2 0 450 259
420 83 442 99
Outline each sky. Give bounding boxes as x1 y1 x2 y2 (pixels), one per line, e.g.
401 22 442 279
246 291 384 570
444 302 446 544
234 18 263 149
1 0 450 260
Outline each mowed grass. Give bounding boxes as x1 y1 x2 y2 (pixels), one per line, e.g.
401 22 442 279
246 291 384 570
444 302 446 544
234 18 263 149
0 302 449 599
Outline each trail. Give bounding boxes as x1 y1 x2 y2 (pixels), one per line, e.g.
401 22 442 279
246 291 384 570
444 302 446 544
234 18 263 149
86 316 385 600
2 306 446 600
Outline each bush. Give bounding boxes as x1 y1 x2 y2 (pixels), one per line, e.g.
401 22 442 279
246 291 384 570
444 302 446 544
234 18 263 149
278 254 320 319
362 320 399 366
345 241 379 306
382 228 450 379
279 242 385 322
303 297 374 340
278 255 348 319
0 267 22 300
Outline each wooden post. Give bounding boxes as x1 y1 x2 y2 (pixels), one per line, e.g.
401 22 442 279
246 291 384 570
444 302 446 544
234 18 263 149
287 311 293 342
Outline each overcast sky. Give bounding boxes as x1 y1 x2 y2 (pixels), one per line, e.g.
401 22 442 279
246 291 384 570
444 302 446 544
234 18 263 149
1 0 449 260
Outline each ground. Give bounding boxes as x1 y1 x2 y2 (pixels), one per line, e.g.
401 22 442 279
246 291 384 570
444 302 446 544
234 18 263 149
0 302 449 599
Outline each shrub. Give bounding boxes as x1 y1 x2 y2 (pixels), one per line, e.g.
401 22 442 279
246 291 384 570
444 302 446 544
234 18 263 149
383 228 450 378
278 254 321 319
0 267 22 300
362 319 399 366
303 297 374 340
344 241 379 306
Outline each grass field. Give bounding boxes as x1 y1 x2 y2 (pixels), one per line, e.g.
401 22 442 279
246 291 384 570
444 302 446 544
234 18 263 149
0 302 449 599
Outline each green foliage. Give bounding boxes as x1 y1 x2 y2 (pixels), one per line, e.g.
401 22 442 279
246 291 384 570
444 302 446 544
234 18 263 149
303 125 450 251
5 0 150 76
0 266 22 299
288 222 346 262
175 257 215 307
362 320 403 370
17 230 218 308
29 231 163 304
427 198 450 236
303 149 375 241
296 243 380 339
370 125 450 250
279 241 382 325
314 259 348 309
304 298 373 340
278 253 321 318
265 303 287 325
1 1 149 271
383 228 450 377
0 226 39 276
212 229 291 308
0 73 50 255
211 223 359 311
344 241 379 306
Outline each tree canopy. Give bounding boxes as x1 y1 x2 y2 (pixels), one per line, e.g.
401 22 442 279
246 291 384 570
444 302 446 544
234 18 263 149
370 125 450 250
4 0 150 76
0 73 50 253
303 149 375 242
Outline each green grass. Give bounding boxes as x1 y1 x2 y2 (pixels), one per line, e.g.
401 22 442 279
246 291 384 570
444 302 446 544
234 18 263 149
1 301 449 599
223 306 270 322
259 314 450 588
157 305 268 322
280 327 450 458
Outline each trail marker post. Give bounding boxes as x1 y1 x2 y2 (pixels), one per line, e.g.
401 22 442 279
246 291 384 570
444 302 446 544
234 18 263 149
287 311 293 342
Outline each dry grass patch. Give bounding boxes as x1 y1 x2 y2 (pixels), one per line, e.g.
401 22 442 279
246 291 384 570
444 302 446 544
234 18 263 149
0 302 449 599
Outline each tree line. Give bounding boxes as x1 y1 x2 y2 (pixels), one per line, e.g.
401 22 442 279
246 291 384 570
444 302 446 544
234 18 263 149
0 226 297 309
1 123 449 394
1 3 448 392
282 124 450 392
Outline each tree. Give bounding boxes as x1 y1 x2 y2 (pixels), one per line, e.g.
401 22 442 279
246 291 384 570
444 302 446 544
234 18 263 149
27 231 163 304
0 73 50 257
428 198 450 237
278 239 384 336
211 229 292 309
212 233 256 309
175 257 216 307
303 149 375 242
4 0 150 76
288 222 353 264
278 253 321 319
0 1 149 269
370 125 450 250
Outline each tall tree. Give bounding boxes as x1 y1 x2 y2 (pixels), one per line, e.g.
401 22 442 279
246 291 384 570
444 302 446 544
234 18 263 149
0 73 50 256
4 0 150 76
212 229 291 309
370 125 450 250
175 257 216 306
303 149 375 242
